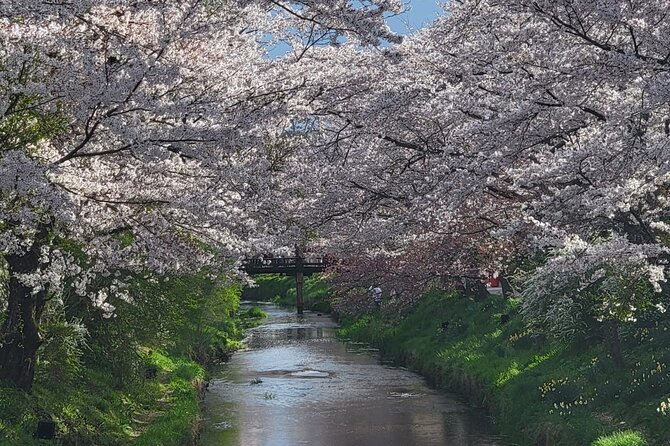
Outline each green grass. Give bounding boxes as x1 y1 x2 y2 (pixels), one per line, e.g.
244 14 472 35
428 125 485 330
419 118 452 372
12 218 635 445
133 351 205 446
0 387 39 445
1 276 243 446
338 289 670 445
0 350 206 446
592 431 648 446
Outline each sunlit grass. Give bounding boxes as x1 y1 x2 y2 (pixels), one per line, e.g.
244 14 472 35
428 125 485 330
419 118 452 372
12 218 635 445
496 362 521 387
592 431 647 446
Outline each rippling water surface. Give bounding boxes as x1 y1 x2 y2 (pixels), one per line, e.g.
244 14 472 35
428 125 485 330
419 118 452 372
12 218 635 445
200 304 502 446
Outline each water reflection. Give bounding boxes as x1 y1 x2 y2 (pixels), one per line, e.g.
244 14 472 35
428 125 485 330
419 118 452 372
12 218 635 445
200 305 502 446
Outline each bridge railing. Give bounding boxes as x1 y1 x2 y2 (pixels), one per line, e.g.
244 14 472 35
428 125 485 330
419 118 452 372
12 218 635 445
242 257 298 267
240 256 333 274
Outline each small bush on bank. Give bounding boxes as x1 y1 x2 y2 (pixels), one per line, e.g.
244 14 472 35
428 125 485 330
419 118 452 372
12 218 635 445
241 306 267 319
592 431 648 446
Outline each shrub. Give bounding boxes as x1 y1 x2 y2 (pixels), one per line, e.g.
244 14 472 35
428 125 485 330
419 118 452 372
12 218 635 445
242 306 267 319
592 431 647 446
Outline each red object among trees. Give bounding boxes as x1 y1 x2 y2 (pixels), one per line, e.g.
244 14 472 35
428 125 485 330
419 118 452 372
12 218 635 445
487 276 500 288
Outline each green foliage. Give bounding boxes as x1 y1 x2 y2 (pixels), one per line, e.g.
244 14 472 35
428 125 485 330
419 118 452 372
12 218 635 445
0 94 67 152
243 274 332 312
35 318 88 387
242 274 294 301
285 275 332 313
523 260 659 343
592 431 648 446
241 306 267 319
339 289 667 445
126 272 242 363
0 351 206 446
1 270 244 446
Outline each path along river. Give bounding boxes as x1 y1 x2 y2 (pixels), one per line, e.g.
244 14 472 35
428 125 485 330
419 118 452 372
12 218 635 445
200 304 503 446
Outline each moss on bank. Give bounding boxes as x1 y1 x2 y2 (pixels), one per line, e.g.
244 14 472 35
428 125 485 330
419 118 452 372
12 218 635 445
338 289 670 446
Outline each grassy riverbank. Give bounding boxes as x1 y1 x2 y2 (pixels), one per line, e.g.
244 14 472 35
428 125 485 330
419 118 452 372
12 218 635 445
0 351 205 446
338 289 669 446
0 274 263 446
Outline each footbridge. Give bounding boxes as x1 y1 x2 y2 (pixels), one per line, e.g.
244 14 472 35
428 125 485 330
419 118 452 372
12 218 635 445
240 248 332 315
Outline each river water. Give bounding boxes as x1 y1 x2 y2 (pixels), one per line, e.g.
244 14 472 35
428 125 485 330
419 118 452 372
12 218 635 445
200 304 502 446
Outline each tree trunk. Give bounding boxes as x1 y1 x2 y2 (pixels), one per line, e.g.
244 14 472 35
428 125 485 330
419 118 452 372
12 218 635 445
0 243 46 391
602 319 625 369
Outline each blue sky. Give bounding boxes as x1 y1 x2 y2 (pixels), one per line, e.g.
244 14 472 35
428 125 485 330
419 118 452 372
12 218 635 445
387 1 444 35
266 1 444 57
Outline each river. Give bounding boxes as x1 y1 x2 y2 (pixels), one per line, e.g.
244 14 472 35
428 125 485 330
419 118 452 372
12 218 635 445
200 304 502 446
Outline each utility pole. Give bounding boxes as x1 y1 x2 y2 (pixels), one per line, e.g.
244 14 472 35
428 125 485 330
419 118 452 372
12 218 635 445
295 244 304 315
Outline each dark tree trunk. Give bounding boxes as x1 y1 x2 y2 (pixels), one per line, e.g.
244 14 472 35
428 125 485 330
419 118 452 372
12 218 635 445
0 242 47 391
602 319 625 369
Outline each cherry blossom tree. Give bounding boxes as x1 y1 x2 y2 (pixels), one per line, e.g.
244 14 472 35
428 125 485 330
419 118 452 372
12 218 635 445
418 0 670 338
0 0 402 390
275 0 670 343
5 0 669 389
